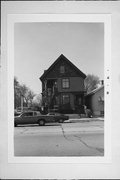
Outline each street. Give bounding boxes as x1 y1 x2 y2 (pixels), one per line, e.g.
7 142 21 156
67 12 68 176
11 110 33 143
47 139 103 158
14 120 104 156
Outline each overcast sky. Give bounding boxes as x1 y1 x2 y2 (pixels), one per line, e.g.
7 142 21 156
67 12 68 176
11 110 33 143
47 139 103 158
14 22 104 94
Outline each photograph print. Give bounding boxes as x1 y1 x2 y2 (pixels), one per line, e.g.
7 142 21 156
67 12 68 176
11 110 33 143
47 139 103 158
14 20 104 157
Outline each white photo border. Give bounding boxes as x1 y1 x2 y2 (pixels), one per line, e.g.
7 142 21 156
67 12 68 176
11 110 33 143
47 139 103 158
7 14 111 164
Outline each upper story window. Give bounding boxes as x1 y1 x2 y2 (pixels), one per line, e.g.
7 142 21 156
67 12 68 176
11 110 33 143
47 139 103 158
60 65 65 73
62 78 70 88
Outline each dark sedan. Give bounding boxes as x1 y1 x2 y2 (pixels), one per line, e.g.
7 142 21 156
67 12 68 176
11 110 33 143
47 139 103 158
14 111 69 127
47 112 69 123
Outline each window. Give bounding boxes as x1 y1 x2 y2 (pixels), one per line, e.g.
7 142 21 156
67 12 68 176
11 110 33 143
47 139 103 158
49 113 55 116
23 112 33 117
62 95 70 104
60 66 65 73
62 78 70 88
34 112 37 116
78 97 82 105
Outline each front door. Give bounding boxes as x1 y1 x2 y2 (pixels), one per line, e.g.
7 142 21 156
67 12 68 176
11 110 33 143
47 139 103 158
75 95 84 113
60 94 71 113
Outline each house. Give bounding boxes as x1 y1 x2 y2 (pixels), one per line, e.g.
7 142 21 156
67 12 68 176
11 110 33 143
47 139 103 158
40 54 86 114
85 85 104 116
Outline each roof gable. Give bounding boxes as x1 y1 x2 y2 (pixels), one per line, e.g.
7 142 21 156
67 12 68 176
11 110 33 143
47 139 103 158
86 85 104 96
40 54 86 81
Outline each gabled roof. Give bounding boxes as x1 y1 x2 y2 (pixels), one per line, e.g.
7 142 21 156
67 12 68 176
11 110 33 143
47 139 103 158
86 85 104 96
40 54 86 81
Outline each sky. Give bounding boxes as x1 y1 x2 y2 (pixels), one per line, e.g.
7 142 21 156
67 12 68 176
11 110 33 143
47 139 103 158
14 22 104 95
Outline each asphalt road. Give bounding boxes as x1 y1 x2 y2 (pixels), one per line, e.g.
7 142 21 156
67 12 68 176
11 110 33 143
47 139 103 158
14 120 104 156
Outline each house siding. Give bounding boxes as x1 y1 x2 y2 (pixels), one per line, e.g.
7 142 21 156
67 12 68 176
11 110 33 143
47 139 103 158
58 77 84 92
41 58 83 80
86 87 104 116
40 55 86 113
70 93 74 110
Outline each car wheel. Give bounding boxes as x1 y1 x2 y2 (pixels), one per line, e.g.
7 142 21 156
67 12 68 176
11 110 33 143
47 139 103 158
38 119 45 126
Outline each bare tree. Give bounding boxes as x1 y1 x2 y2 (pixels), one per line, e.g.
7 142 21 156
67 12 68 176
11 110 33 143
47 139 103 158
26 89 36 107
19 84 28 106
14 77 35 109
84 74 100 93
14 76 19 87
19 84 35 107
32 93 42 107
14 77 22 108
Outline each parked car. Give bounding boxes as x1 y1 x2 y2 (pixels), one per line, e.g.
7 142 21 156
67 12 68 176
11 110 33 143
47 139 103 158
14 111 21 117
14 111 69 127
47 112 69 123
14 109 22 117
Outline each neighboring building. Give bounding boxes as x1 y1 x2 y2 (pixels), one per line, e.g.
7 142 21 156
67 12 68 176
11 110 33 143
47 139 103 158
85 85 104 116
40 54 86 113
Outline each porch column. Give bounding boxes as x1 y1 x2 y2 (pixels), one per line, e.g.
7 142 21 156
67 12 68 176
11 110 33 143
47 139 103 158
44 80 47 92
44 80 48 107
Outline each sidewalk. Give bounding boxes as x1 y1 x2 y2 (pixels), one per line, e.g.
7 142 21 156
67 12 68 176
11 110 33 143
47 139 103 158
64 114 104 123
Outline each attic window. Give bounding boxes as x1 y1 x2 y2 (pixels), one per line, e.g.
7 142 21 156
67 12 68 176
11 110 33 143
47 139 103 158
60 66 65 73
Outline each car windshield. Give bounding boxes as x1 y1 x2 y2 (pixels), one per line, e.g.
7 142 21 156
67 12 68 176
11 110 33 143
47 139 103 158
48 113 61 116
15 113 21 117
22 112 33 116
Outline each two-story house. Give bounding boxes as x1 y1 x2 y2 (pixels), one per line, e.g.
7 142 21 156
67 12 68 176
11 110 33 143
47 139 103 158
40 54 86 113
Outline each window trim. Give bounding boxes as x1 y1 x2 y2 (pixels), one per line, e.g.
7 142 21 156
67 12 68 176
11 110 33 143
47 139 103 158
62 94 70 105
60 65 65 74
62 78 70 89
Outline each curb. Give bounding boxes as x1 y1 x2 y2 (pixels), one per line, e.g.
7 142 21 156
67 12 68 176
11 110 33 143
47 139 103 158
64 118 104 123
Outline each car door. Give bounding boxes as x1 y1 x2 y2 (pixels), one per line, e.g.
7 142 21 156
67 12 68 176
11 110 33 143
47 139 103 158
20 112 34 124
47 113 56 122
54 113 61 122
